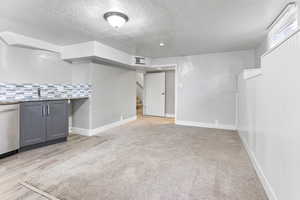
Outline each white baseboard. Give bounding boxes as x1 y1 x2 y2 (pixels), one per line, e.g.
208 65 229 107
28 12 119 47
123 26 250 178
71 116 137 136
175 120 236 131
239 133 278 200
165 113 175 118
70 127 91 136
91 116 137 135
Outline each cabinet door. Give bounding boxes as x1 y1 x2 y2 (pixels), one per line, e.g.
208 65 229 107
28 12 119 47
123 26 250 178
46 100 69 141
20 102 46 147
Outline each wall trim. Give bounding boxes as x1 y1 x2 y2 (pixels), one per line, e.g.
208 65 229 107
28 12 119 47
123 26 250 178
243 68 262 80
175 120 236 131
70 127 91 136
71 116 137 136
165 113 175 118
90 116 137 135
239 134 278 200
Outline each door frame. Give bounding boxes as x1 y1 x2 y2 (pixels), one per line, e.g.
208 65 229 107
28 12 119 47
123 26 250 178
143 64 178 121
144 71 166 117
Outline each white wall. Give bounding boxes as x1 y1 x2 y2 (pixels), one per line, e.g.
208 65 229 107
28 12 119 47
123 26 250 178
238 32 300 200
136 72 144 87
255 5 300 68
90 63 136 129
61 41 133 65
136 72 144 102
165 70 175 115
255 35 268 67
0 42 136 131
152 50 255 129
0 40 75 83
0 40 89 128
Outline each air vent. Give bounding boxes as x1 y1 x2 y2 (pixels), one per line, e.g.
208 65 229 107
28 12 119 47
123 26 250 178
134 56 146 65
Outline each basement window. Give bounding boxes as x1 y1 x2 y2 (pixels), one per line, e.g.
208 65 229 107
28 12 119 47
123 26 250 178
268 3 299 49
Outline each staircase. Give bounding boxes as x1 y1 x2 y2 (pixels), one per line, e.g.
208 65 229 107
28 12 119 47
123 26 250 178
136 96 143 117
136 96 143 109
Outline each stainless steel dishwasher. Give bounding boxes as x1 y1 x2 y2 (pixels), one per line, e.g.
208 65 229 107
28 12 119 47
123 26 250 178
0 104 20 158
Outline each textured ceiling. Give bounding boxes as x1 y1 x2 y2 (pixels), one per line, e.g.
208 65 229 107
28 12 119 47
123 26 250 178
0 0 291 58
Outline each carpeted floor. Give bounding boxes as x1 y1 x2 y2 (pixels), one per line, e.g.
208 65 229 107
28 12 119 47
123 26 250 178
0 117 268 200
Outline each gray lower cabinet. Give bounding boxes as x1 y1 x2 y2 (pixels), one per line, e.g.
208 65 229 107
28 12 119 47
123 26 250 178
46 101 69 141
20 100 68 148
20 102 46 147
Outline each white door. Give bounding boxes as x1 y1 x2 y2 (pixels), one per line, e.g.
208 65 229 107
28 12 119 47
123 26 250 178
144 72 165 117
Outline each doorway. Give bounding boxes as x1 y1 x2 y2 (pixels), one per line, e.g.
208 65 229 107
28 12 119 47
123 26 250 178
144 72 166 117
143 70 175 119
136 72 144 118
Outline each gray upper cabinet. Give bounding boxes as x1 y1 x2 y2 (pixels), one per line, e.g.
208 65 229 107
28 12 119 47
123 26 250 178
20 102 46 147
46 100 69 141
20 100 69 148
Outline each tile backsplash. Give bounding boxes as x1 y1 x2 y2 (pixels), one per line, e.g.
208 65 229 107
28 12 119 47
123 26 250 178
0 83 92 101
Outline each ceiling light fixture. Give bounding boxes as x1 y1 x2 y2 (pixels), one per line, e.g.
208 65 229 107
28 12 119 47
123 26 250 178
103 11 129 28
159 42 165 47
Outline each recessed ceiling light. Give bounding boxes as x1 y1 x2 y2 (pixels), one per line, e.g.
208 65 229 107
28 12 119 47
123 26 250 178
159 42 165 47
103 11 129 28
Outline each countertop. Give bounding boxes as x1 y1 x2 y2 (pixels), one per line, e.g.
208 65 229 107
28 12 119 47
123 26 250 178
0 97 89 105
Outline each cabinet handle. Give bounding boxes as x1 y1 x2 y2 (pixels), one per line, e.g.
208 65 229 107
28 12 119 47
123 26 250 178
47 104 50 116
41 106 44 116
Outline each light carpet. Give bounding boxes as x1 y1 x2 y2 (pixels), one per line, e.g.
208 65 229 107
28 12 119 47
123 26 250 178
23 117 268 200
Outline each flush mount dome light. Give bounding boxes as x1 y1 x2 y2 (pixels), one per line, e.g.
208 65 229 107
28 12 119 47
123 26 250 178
103 11 129 28
159 42 165 47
